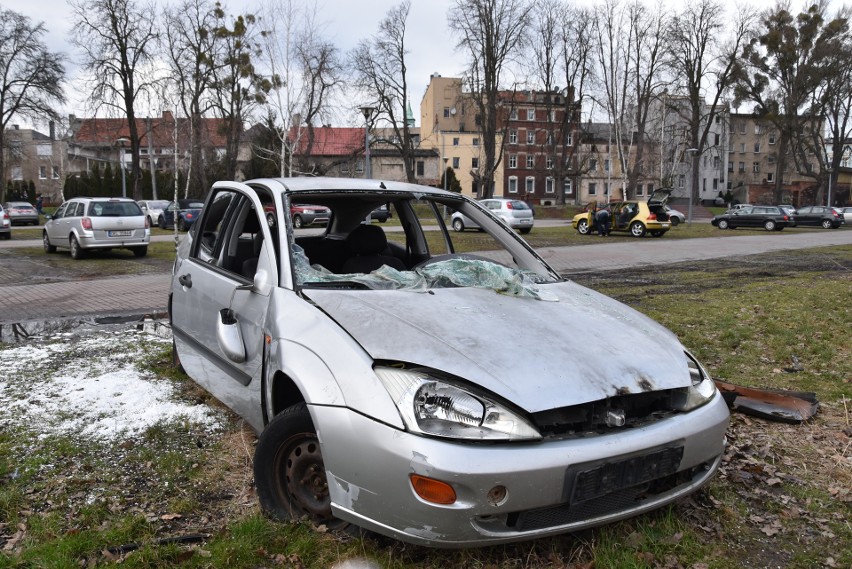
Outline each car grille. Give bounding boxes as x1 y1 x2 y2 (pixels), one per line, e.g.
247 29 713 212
531 389 680 438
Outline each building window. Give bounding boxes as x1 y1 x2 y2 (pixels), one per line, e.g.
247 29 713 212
714 133 720 146
588 182 597 195
739 122 746 134
545 177 554 193
471 157 479 169
527 130 535 144
509 155 517 168
510 108 518 120
769 133 776 145
452 157 460 169
566 133 573 146
564 178 573 195
11 166 22 180
508 176 518 193
713 178 718 190
37 144 52 157
729 142 734 153
52 166 60 179
753 162 760 173
525 177 535 194
678 175 685 188
589 158 597 171
740 143 745 153
604 159 610 172
39 166 47 179
728 161 734 172
713 156 720 168
546 156 553 169
603 183 610 196
416 161 424 176
509 130 517 144
443 107 450 118
754 142 760 153
453 137 459 146
527 108 535 120
526 155 534 169
767 172 774 182
738 161 745 173
472 138 479 146
355 160 364 174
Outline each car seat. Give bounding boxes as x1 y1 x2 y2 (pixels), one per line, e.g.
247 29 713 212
341 224 405 274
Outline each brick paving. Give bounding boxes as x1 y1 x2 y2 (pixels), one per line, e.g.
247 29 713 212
1 230 850 324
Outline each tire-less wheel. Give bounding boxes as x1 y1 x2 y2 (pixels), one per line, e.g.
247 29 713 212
452 218 464 232
293 215 304 229
43 232 56 253
69 235 85 259
822 219 833 229
254 403 349 530
630 221 646 237
718 219 729 230
764 220 776 231
577 218 591 235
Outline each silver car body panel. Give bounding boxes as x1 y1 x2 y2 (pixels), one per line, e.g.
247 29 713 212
303 282 688 412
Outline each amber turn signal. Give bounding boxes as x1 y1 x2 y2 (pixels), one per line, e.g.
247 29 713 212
409 474 457 505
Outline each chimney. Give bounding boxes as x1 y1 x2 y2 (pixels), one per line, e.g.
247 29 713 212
49 121 55 140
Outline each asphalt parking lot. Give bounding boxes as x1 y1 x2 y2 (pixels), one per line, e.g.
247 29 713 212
1 229 851 325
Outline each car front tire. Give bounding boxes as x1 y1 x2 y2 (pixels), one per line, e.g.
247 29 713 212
718 219 729 230
293 215 304 229
254 403 348 530
577 219 590 235
43 232 56 253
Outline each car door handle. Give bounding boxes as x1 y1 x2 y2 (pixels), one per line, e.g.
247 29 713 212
178 274 192 288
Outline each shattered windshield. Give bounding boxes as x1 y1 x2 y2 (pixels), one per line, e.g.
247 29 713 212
287 192 560 300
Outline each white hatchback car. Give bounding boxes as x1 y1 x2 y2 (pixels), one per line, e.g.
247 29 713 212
137 199 171 227
43 197 150 259
451 198 534 233
170 178 728 547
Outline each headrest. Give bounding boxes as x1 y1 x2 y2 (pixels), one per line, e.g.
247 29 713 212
346 224 387 255
243 212 261 233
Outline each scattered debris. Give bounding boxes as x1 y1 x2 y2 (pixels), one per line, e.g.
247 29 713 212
714 380 819 423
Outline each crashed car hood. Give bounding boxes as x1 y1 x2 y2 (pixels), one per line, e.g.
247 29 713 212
304 281 691 413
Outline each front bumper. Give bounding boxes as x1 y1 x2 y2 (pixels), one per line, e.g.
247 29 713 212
312 390 729 547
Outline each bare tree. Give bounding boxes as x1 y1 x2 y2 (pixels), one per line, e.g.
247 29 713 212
351 1 418 181
449 0 534 198
258 0 341 177
733 0 849 202
209 9 276 181
0 9 65 203
70 0 158 200
163 0 224 195
666 0 753 214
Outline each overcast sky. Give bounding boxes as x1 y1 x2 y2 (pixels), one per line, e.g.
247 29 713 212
2 0 461 129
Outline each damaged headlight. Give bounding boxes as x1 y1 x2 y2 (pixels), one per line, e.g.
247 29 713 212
374 366 541 441
672 352 717 412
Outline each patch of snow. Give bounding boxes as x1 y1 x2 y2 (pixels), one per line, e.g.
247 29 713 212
0 327 222 441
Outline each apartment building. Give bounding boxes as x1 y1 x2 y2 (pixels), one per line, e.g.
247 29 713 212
4 124 65 205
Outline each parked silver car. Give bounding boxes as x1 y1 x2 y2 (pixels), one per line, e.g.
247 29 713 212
169 178 728 547
137 199 170 227
3 201 39 225
43 197 150 259
0 203 11 239
451 198 534 233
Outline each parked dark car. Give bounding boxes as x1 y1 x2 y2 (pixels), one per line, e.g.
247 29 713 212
158 199 204 231
711 205 793 231
793 205 843 229
370 204 391 222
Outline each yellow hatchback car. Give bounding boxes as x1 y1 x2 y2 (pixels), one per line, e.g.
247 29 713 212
572 189 673 238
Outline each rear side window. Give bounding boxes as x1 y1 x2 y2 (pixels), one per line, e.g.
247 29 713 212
508 200 530 210
88 201 143 217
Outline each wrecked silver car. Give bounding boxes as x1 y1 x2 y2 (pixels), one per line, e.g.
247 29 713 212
169 177 729 547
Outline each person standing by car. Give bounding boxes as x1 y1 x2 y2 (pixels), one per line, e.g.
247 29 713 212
596 204 611 236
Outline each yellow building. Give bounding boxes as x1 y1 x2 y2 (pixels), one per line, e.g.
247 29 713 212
419 74 503 198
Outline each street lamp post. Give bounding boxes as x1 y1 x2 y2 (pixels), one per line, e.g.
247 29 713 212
116 137 130 198
827 167 833 208
358 106 376 179
686 148 699 225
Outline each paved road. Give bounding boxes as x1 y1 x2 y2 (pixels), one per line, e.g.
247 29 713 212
1 229 850 324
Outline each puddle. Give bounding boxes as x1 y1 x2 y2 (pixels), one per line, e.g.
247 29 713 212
0 311 170 344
